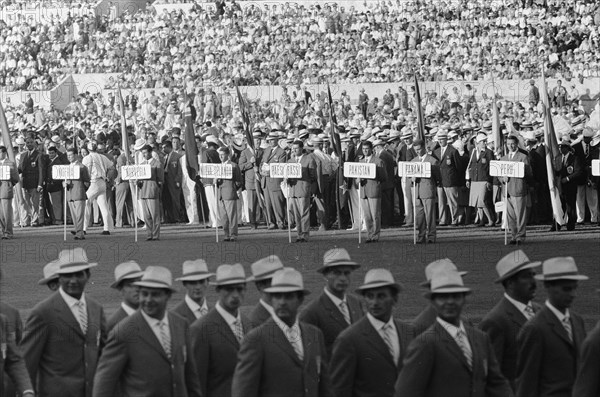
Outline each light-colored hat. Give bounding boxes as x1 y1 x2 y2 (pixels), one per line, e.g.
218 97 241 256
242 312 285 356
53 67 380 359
211 264 246 286
247 255 284 281
318 248 360 273
559 136 572 146
133 266 177 292
356 269 402 293
583 127 595 138
372 139 385 147
264 267 310 295
50 135 61 143
175 259 214 282
206 135 220 146
494 250 541 283
55 247 98 274
420 258 468 287
436 130 449 139
521 130 536 142
400 130 413 139
425 268 472 297
534 257 589 281
38 260 60 285
475 132 488 143
133 138 146 150
110 261 144 288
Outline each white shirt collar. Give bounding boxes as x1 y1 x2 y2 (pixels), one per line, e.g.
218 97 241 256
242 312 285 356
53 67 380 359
185 294 207 313
121 302 137 316
259 299 275 316
215 301 241 326
436 317 467 339
140 308 168 327
504 293 531 317
545 300 570 322
59 287 86 308
323 287 346 308
366 312 396 332
272 311 301 336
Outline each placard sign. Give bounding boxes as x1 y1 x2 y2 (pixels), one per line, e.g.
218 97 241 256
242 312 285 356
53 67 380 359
0 165 11 181
199 163 233 179
489 161 525 178
52 165 80 180
121 165 151 180
269 163 302 179
592 159 600 176
397 161 431 177
343 162 376 179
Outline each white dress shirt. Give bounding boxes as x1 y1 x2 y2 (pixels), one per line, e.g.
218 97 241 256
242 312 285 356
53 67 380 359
215 301 243 336
121 302 137 316
366 313 400 362
436 317 472 358
272 313 304 359
185 294 208 319
140 309 170 348
323 287 349 319
504 293 534 320
545 300 570 324
59 287 87 330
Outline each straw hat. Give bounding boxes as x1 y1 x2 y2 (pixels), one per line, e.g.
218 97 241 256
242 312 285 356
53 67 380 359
534 257 589 281
133 266 177 292
110 261 144 289
356 269 402 293
211 264 246 286
175 259 214 282
420 258 468 287
54 248 98 274
38 260 60 285
494 250 541 283
425 268 471 297
317 248 360 273
264 267 310 295
247 255 285 282
133 138 146 151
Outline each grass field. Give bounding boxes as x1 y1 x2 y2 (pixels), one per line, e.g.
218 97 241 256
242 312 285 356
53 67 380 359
1 223 599 328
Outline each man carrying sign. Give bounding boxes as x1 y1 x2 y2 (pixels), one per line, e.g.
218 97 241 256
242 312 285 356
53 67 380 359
288 140 316 242
358 140 387 243
412 139 440 244
138 145 164 241
0 145 19 239
217 147 242 242
64 148 90 240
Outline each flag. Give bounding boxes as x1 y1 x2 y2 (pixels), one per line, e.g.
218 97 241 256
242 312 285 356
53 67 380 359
235 85 254 153
540 67 566 225
183 92 199 180
490 72 505 158
116 86 130 164
326 84 343 161
413 74 426 142
0 100 15 163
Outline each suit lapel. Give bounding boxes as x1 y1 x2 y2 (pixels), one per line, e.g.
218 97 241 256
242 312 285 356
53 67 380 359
542 308 573 347
435 322 471 372
52 293 85 339
347 295 362 324
361 317 395 367
320 293 348 328
268 320 302 367
501 297 527 328
136 312 170 362
212 310 240 348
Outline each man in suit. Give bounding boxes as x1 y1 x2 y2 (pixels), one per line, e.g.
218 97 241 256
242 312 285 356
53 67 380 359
1 314 34 397
398 130 416 226
331 268 415 397
21 247 107 397
300 248 364 359
114 142 135 228
516 257 588 397
138 145 164 240
247 255 284 327
411 139 441 244
357 140 387 242
200 136 222 228
0 145 20 239
552 137 583 231
573 293 600 397
1 293 25 397
238 132 263 229
93 266 202 397
412 258 468 335
434 130 465 226
41 145 66 224
217 146 243 241
479 250 541 390
287 140 317 242
82 141 115 235
501 135 533 244
232 268 334 397
576 128 600 224
64 148 90 240
374 140 396 227
173 259 214 324
161 140 183 224
19 134 44 226
395 268 511 397
107 261 144 331
260 133 288 230
191 264 251 397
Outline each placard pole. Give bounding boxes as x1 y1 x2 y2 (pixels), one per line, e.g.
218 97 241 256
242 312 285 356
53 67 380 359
215 182 219 243
504 182 508 246
413 179 417 245
287 184 292 244
134 183 139 243
358 182 362 244
64 183 67 241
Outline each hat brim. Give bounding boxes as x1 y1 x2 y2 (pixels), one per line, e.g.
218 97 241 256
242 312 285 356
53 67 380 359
356 282 403 293
534 274 589 281
110 271 145 289
55 262 97 275
246 273 278 282
424 287 472 298
37 275 59 285
210 278 247 286
133 144 145 150
175 273 214 282
419 271 468 287
264 286 311 295
133 280 178 292
494 261 541 283
317 263 361 273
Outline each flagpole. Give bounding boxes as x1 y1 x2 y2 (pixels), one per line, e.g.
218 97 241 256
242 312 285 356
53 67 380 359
64 183 67 241
215 182 219 242
413 182 417 245
358 183 362 244
287 184 292 243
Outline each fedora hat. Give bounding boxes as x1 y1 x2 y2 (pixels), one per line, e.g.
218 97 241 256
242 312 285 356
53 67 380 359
38 260 60 285
110 261 144 289
133 138 146 151
494 250 541 283
133 266 177 292
264 267 310 295
55 247 98 274
425 268 471 297
356 269 402 293
420 258 468 287
247 255 284 282
400 130 413 139
535 257 589 281
175 259 214 282
318 248 360 273
211 264 246 286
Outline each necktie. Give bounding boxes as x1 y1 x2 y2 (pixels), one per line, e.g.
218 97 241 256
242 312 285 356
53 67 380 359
158 321 171 358
198 306 208 318
287 327 304 361
563 155 567 167
455 329 473 369
562 317 573 342
585 144 589 157
381 324 398 363
524 305 535 320
77 301 87 334
232 319 244 343
339 301 351 325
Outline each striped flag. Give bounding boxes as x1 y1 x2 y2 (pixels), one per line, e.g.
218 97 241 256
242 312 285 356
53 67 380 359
326 84 343 160
0 100 15 162
116 86 130 164
490 72 505 158
235 85 254 153
413 74 426 142
183 92 199 180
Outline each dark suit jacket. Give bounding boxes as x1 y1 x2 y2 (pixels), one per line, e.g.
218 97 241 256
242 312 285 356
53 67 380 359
0 302 22 343
377 150 396 190
412 305 437 336
467 148 494 183
200 149 221 186
1 314 32 395
92 311 202 397
261 146 287 190
239 147 263 190
516 305 586 397
164 151 183 189
555 152 583 194
171 300 205 325
300 292 364 359
21 291 107 397
434 145 462 187
571 142 588 185
139 158 164 199
288 154 317 198
412 155 440 199
218 161 242 200
0 161 20 199
249 302 272 328
358 156 387 198
190 308 252 397
479 297 541 389
107 306 130 332
231 318 334 397
398 144 416 162
19 149 43 190
330 316 415 397
45 155 69 193
65 163 90 201
394 321 511 397
573 320 600 397
500 151 532 197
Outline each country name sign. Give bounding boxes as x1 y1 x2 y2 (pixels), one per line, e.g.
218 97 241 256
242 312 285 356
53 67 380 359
397 161 431 177
52 165 81 180
199 163 233 179
270 163 302 178
121 165 152 180
343 162 376 179
489 160 525 178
